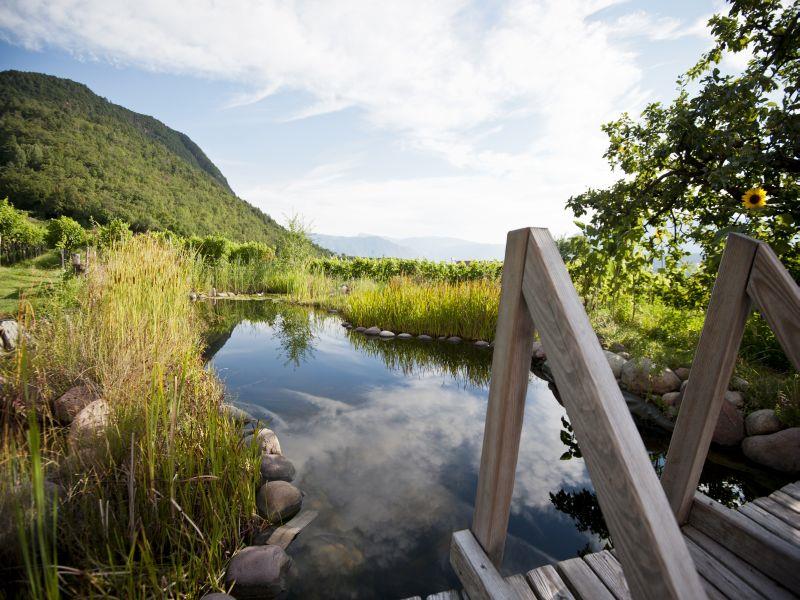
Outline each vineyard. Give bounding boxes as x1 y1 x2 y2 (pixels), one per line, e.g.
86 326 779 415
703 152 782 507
311 256 502 283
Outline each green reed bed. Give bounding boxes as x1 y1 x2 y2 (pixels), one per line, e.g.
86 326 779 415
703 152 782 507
1 236 260 598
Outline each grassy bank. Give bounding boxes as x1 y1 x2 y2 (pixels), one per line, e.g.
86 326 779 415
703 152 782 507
0 252 62 317
0 237 260 598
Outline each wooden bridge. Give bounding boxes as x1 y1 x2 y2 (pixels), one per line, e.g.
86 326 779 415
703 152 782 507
409 228 800 599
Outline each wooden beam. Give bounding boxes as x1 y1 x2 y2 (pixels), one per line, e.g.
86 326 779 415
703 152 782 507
660 233 759 523
471 228 535 566
450 529 516 600
520 227 707 599
688 493 800 591
746 242 800 371
526 565 575 600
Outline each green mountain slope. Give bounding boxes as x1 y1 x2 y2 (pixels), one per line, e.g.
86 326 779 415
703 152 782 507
0 70 283 244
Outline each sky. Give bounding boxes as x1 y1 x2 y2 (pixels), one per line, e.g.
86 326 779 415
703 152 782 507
0 0 733 244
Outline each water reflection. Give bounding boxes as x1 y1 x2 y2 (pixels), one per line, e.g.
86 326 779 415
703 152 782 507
203 300 789 599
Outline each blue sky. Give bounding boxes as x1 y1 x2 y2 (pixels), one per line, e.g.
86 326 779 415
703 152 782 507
0 1 735 243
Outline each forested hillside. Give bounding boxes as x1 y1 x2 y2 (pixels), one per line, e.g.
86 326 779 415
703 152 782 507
0 70 283 243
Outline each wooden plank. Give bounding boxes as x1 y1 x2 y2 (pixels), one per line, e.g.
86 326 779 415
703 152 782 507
583 551 631 600
265 509 318 549
739 502 800 545
505 574 536 600
754 495 800 530
698 578 728 600
771 489 800 512
525 565 574 600
781 481 800 502
472 228 536 566
450 529 516 600
683 525 796 600
427 592 461 600
746 242 800 371
688 493 800 591
684 535 765 599
660 234 759 523
556 557 615 600
521 227 707 600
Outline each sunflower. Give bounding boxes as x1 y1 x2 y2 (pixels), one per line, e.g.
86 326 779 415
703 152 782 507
742 187 767 210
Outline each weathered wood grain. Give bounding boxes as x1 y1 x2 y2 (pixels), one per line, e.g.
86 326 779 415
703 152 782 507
771 489 800 513
556 557 615 600
525 565 574 600
688 493 800 591
746 242 800 371
684 535 765 599
583 551 631 600
427 591 462 600
472 228 536 566
505 574 536 600
754 495 800 530
521 227 707 599
265 509 318 549
782 482 800 501
450 529 516 600
683 525 795 600
660 234 759 523
739 502 800 545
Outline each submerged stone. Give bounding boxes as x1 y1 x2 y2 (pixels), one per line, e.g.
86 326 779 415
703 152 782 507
224 545 291 599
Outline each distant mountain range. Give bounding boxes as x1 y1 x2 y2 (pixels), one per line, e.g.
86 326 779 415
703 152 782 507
311 233 505 261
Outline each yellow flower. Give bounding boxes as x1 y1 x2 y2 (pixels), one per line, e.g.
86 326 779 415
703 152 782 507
742 187 767 209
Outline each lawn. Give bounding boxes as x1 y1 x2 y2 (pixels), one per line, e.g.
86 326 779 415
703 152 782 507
0 252 62 317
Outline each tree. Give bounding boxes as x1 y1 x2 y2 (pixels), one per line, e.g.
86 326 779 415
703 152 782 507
46 215 86 255
568 0 800 298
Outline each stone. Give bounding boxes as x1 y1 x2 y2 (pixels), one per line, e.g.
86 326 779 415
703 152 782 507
68 400 112 465
745 409 784 437
474 340 490 348
620 358 681 395
220 404 255 423
363 326 381 336
224 545 291 599
417 334 433 341
378 330 395 338
730 376 750 392
724 390 744 409
674 367 691 381
609 342 626 354
354 326 366 332
619 352 631 360
712 400 745 446
437 336 447 341
603 351 626 379
189 292 198 301
680 379 689 393
53 385 96 424
531 341 546 360
257 481 302 522
341 322 351 328
446 336 462 344
0 319 19 351
662 391 682 408
260 454 296 483
251 428 282 455
742 428 800 472
397 333 413 339
201 594 236 600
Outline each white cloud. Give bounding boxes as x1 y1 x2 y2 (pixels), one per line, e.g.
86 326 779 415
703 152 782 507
0 0 712 242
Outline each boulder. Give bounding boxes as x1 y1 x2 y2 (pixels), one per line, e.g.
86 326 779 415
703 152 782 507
201 594 236 600
0 320 19 351
363 326 381 336
224 545 291 599
674 367 691 381
397 333 413 339
53 385 96 424
724 390 744 409
620 358 681 395
417 334 433 341
354 326 366 333
260 454 296 483
609 342 626 354
662 391 682 408
446 336 462 344
745 409 784 437
251 428 282 455
730 376 750 392
742 428 800 472
257 481 302 522
619 352 631 360
220 404 255 423
474 340 490 348
68 400 112 465
603 351 626 379
378 330 395 338
341 321 352 328
680 380 689 393
712 400 745 446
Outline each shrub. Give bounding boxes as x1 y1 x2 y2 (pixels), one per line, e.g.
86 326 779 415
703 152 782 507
229 241 275 264
45 216 86 254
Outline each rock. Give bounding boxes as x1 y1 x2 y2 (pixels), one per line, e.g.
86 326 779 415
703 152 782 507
662 391 682 408
620 358 681 395
53 385 96 424
201 594 236 600
712 400 745 446
609 342 626 354
724 390 744 409
0 319 19 351
603 351 626 379
354 326 366 332
341 321 351 328
189 292 198 301
250 428 282 455
531 341 546 360
730 376 750 392
220 404 255 423
674 367 691 381
260 454 296 483
474 340 490 348
327 309 339 314
619 352 631 360
680 380 689 393
417 334 433 341
446 336 462 344
224 545 291 599
363 326 381 336
397 333 413 339
745 409 784 437
257 481 302 522
68 400 112 464
378 330 395 338
742 428 800 472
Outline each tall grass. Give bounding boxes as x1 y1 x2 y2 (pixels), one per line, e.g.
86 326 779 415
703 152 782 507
1 236 260 598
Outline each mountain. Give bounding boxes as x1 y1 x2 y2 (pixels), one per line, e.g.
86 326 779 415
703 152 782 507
0 70 283 244
311 233 505 261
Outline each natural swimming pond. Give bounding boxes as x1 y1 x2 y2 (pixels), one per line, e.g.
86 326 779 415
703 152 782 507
204 300 784 600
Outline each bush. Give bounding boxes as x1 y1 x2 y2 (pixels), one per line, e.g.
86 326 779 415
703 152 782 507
45 216 86 254
229 241 275 264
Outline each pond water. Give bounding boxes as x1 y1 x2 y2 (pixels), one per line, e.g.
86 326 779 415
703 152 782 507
204 300 781 600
